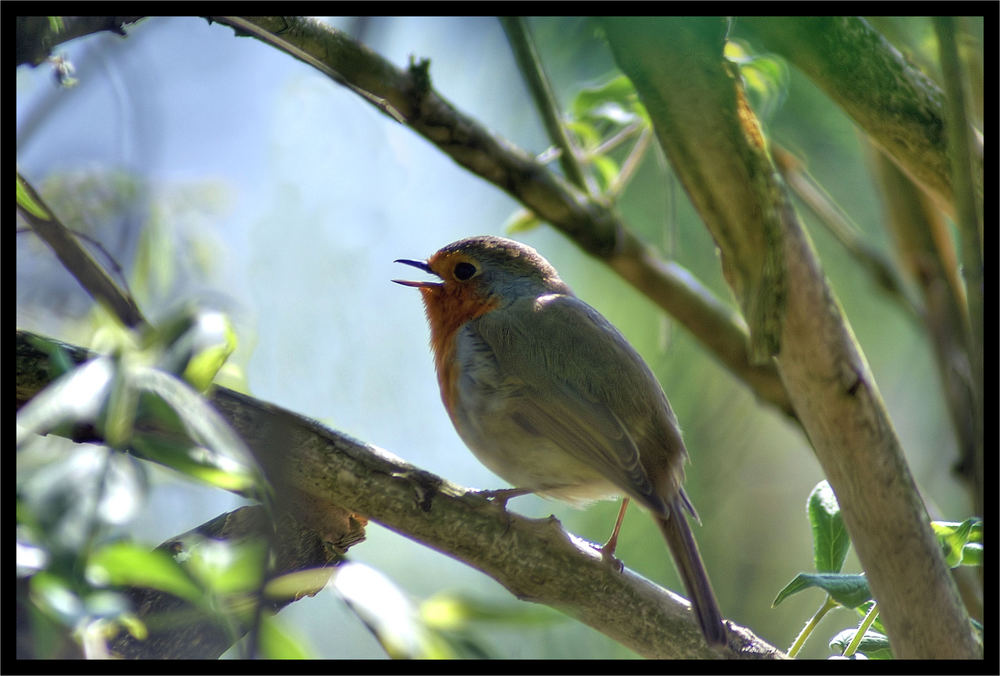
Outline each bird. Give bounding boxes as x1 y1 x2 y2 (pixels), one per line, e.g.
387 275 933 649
393 235 726 646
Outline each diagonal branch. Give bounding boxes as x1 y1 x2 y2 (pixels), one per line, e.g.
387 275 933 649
772 144 921 321
499 16 590 192
17 329 783 660
868 145 978 514
16 172 148 330
736 16 983 217
932 17 983 520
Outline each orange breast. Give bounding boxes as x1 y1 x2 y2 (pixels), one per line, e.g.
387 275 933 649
419 284 498 415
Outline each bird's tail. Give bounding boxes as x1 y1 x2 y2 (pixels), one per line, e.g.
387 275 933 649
655 497 727 647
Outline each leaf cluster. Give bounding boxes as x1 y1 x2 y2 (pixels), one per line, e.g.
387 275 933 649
772 481 982 659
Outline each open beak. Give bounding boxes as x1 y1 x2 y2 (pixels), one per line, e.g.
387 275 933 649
393 258 442 288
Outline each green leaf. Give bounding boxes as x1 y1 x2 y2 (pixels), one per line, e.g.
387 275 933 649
103 356 140 449
724 39 789 120
808 480 850 573
420 592 561 629
132 216 176 307
829 629 893 659
17 174 51 219
773 573 871 609
185 538 267 596
257 614 312 659
571 75 638 120
565 119 601 149
590 155 620 190
30 571 84 624
16 357 113 447
144 308 236 390
128 365 264 494
590 154 620 192
931 518 982 567
18 445 145 552
503 208 543 235
264 568 336 602
87 542 202 602
959 542 982 566
130 434 258 493
182 313 237 392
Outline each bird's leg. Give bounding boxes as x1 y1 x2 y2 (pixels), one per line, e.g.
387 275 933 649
475 487 534 510
598 497 630 572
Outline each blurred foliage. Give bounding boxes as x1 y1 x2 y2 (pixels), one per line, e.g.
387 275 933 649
16 311 266 658
326 562 567 659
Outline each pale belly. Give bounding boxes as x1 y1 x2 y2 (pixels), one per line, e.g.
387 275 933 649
447 326 621 505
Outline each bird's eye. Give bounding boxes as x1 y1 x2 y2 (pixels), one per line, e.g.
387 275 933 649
453 261 477 280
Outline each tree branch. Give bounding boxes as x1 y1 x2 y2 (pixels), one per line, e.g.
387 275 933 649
772 145 920 322
16 172 148 330
499 17 590 192
736 16 983 217
867 145 979 513
17 329 783 660
600 17 979 659
932 17 983 521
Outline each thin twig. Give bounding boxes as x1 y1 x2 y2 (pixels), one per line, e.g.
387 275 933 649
868 146 976 502
591 118 643 157
499 17 591 192
214 16 405 123
772 145 921 321
16 173 148 330
17 226 137 304
933 17 983 519
609 126 652 198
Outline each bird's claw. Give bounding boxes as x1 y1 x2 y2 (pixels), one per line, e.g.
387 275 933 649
599 545 625 573
475 487 532 510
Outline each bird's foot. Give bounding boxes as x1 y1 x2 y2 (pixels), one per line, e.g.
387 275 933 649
597 543 625 573
475 487 533 510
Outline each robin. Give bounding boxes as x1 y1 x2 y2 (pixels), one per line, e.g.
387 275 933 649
394 235 726 647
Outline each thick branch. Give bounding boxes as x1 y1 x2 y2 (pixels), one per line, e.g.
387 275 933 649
17 330 782 660
737 17 983 217
601 17 979 659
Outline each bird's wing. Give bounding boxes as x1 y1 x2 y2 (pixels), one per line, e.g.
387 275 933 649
474 293 674 510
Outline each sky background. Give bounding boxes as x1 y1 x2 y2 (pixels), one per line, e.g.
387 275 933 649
16 16 975 658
